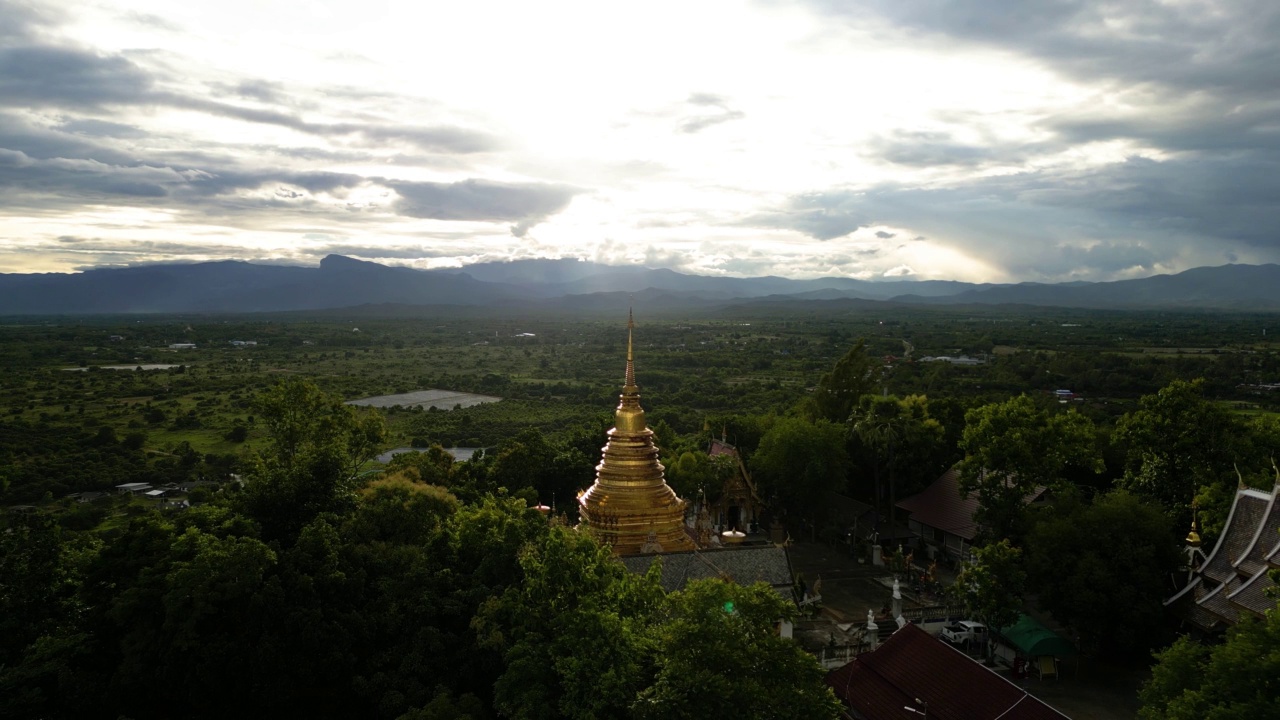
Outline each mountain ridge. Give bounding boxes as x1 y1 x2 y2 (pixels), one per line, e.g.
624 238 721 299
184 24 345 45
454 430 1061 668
2 256 1278 314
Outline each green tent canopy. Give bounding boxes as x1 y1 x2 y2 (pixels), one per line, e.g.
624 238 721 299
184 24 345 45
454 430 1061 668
998 614 1077 657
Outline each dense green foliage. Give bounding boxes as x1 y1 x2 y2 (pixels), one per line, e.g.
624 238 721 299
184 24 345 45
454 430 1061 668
0 381 838 719
4 306 1280 715
1026 490 1181 656
958 395 1102 543
751 416 848 531
950 539 1026 649
1139 606 1280 719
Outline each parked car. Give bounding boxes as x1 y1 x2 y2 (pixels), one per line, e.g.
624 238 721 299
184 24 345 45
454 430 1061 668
941 620 987 644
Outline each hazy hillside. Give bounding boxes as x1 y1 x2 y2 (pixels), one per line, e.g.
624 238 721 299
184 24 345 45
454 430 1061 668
3 256 1279 314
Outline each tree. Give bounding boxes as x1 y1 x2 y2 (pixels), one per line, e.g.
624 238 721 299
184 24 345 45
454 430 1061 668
478 527 841 720
238 379 387 543
1114 379 1249 533
0 514 79 670
950 539 1026 659
255 379 386 482
387 444 458 487
1139 608 1280 719
959 395 1101 543
750 417 848 532
477 525 663 720
851 394 947 538
666 450 736 505
805 339 878 423
1026 490 1180 656
634 579 842 720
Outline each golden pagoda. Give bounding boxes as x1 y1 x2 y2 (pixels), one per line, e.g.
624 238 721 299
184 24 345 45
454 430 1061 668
578 311 695 555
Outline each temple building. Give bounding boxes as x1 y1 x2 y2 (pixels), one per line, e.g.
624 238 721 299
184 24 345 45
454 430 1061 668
1165 482 1280 632
578 311 696 555
706 436 764 534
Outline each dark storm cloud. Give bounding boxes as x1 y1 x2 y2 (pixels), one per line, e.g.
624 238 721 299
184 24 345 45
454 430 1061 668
835 0 1280 100
0 31 497 155
0 25 515 231
388 179 581 231
743 192 870 240
55 118 147 139
295 244 461 261
0 111 569 229
867 130 1048 167
0 149 190 199
0 0 60 40
789 0 1280 275
0 46 154 108
50 237 249 256
756 145 1280 277
0 112 139 165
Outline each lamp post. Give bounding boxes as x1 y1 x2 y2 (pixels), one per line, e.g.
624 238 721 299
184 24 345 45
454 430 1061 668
903 698 928 718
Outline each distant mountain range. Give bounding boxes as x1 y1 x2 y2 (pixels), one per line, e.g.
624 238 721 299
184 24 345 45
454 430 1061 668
2 255 1279 315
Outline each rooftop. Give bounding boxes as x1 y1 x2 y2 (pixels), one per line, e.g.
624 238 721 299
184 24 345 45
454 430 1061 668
826 624 1069 720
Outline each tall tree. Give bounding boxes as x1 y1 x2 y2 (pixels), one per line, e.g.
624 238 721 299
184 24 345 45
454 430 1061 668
805 339 878 424
476 525 664 720
959 395 1100 543
634 579 842 720
950 539 1026 660
1026 490 1180 656
750 417 849 532
239 379 386 543
1114 379 1248 533
851 394 947 537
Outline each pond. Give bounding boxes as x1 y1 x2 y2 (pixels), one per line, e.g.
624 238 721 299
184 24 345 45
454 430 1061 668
346 389 501 410
377 447 482 464
62 364 182 371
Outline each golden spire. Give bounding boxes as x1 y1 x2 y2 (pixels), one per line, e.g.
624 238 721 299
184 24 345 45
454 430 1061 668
578 310 694 555
625 306 636 390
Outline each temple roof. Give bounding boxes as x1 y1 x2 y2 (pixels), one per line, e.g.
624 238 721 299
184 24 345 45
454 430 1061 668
896 467 1046 542
1199 489 1270 584
825 624 1068 720
1168 484 1280 631
619 544 794 598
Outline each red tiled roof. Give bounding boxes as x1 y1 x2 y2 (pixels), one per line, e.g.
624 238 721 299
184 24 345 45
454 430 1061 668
895 468 1046 542
826 624 1068 720
709 439 738 457
895 468 979 540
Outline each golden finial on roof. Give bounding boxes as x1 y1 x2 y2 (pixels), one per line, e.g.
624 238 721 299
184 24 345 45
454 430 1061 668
1185 521 1201 548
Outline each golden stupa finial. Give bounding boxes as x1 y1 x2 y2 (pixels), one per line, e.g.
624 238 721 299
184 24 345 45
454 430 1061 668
577 308 693 555
1186 501 1201 547
625 306 636 390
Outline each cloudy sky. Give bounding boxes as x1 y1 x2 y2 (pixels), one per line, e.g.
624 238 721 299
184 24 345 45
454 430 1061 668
2 0 1278 282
